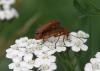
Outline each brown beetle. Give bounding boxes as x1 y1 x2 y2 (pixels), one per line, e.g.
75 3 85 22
35 20 69 40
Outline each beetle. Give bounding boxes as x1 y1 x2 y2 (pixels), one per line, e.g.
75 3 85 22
35 20 59 39
35 20 69 40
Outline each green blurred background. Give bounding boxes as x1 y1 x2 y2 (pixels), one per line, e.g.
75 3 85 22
0 0 100 71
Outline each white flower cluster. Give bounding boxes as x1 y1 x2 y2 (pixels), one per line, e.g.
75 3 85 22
84 52 100 71
0 0 18 20
65 30 89 52
6 30 89 71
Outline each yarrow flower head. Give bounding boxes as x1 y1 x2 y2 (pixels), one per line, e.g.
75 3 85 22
0 0 19 20
84 52 100 71
6 29 89 71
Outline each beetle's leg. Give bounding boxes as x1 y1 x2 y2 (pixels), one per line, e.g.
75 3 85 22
63 35 68 47
54 35 60 48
